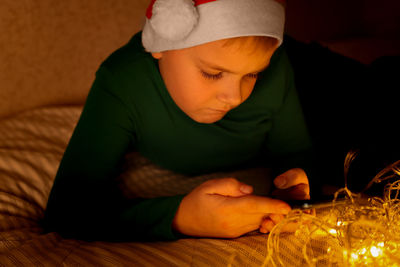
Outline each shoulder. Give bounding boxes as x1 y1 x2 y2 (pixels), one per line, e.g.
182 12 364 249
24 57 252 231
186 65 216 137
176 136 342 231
86 32 161 117
237 43 296 117
252 45 293 94
267 44 294 79
99 31 154 77
90 31 160 100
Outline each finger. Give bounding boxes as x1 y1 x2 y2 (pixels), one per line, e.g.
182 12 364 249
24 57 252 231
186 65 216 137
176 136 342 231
288 184 310 199
261 217 300 233
260 218 275 233
200 178 253 197
271 183 310 200
237 195 291 214
280 221 301 233
274 168 309 189
303 208 316 216
269 214 285 225
259 214 284 233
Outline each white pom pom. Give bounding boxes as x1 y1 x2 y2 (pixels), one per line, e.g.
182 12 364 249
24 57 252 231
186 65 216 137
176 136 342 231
150 0 199 41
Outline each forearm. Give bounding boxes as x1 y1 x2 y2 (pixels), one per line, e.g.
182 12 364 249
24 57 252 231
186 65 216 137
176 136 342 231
44 174 184 241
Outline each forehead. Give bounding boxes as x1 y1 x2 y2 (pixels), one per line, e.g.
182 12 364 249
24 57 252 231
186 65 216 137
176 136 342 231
187 36 278 62
160 37 277 74
222 36 279 54
188 38 276 71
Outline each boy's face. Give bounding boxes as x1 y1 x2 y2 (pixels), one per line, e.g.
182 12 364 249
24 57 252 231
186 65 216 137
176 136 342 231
152 38 277 124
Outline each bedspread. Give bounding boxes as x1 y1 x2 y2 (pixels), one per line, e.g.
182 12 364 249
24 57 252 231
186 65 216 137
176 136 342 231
0 105 280 266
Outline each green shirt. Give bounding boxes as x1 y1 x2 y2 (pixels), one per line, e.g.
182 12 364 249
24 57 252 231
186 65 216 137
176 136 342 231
44 32 312 241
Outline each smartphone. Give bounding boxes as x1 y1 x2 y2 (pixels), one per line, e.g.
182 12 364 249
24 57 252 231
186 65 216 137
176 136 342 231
284 198 348 210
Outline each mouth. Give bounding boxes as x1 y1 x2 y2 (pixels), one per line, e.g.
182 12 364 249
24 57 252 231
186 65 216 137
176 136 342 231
210 108 230 113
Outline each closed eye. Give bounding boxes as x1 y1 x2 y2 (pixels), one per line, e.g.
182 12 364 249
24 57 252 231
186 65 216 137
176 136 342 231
201 70 260 81
246 73 259 79
201 71 223 80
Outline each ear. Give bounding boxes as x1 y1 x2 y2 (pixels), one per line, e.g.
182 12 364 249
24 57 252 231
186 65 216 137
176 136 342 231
151 52 163 59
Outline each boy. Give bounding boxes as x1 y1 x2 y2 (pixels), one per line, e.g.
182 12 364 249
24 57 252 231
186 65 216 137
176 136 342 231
44 0 313 241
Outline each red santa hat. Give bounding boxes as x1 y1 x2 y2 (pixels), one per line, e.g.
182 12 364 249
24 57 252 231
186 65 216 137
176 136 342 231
142 0 286 52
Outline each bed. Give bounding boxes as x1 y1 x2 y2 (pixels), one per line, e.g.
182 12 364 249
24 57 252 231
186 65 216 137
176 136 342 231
1 0 399 266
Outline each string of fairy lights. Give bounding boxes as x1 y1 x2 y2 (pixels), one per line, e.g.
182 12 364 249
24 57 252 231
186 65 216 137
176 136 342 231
264 151 400 266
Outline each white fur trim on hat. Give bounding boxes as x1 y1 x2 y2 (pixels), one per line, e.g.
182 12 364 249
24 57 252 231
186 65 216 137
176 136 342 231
142 0 286 53
150 0 199 41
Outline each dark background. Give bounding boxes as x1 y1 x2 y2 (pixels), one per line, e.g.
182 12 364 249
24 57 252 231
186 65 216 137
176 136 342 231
283 0 400 197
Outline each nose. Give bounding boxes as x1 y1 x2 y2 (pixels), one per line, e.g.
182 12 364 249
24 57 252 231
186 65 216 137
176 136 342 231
217 80 243 108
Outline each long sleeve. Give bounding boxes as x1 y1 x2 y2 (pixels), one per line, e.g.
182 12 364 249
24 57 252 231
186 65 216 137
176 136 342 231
43 32 317 241
44 65 184 241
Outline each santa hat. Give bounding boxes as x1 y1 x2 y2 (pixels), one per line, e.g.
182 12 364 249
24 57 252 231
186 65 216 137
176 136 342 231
142 0 286 53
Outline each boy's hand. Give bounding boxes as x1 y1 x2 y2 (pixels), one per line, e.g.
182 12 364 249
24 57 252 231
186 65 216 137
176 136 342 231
259 168 310 233
172 178 291 238
271 168 310 200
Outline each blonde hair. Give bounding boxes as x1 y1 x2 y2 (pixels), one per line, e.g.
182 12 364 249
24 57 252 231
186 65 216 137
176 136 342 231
222 36 279 54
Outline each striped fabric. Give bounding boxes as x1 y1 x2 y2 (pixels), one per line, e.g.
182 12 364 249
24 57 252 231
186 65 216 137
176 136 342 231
0 105 277 266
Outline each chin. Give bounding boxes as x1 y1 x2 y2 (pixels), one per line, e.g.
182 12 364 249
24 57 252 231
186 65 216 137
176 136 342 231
196 119 219 124
192 114 224 124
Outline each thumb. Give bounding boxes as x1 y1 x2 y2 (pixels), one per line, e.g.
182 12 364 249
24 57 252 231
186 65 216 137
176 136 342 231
201 178 253 197
274 168 308 189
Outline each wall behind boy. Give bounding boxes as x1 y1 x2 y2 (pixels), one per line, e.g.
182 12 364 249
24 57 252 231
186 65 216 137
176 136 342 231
0 0 148 119
1 0 399 119
285 0 400 64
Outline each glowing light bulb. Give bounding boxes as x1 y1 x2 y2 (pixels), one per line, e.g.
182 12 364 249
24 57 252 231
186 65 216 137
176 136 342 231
329 228 337 235
370 246 382 257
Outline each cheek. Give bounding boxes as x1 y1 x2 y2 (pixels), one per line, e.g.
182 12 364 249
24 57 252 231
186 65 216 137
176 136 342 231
164 66 195 100
241 79 257 101
171 71 215 110
184 75 218 102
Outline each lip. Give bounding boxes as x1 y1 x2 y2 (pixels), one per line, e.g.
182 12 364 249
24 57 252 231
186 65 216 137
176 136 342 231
210 108 230 113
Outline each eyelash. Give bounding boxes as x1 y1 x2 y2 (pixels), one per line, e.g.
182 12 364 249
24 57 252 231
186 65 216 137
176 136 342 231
200 71 259 80
201 71 223 80
247 73 259 79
